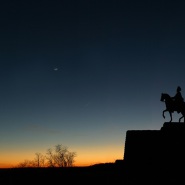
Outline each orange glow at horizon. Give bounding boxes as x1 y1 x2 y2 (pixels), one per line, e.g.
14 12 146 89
0 145 124 168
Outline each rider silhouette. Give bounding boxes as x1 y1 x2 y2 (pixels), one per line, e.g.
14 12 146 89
171 86 184 113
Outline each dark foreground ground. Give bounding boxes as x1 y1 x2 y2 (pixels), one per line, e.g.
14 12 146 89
0 164 126 185
0 163 184 185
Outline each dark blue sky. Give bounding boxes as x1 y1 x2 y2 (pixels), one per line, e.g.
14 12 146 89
1 0 185 167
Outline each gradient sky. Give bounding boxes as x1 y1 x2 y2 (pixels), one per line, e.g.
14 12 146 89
1 0 185 168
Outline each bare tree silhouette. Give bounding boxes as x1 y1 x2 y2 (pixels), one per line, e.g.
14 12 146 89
16 144 76 168
34 152 45 167
46 144 76 167
46 148 55 167
17 159 35 168
66 151 76 167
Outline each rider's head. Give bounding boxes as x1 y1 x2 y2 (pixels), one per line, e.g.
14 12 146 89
177 86 181 92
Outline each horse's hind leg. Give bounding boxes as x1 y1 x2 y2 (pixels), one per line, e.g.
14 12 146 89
169 112 172 122
179 115 184 122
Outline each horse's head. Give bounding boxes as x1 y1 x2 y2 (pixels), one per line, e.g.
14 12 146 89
160 93 165 102
160 93 171 102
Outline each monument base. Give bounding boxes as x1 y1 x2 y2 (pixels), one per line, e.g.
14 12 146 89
161 122 185 131
124 122 185 171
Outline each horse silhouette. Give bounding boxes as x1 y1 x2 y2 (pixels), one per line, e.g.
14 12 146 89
160 93 185 122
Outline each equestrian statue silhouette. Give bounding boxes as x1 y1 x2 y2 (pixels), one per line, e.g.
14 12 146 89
161 86 185 122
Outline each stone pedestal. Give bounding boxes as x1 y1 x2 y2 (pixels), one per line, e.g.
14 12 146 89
124 122 185 172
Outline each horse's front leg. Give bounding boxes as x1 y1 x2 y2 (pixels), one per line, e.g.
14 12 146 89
162 109 167 119
163 110 172 122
